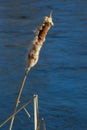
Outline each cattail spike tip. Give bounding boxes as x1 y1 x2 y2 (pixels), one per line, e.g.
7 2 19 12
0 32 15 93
50 10 53 18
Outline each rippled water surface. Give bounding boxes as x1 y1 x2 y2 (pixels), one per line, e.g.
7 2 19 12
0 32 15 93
0 0 87 130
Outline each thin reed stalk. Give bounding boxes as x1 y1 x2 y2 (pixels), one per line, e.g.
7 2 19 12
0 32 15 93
34 95 40 130
9 12 53 130
23 107 31 118
9 68 30 130
41 118 46 130
0 96 35 128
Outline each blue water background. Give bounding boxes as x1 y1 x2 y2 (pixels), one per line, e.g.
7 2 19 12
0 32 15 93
0 0 87 130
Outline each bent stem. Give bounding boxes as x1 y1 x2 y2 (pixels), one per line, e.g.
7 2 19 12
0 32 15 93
9 68 30 130
0 96 35 128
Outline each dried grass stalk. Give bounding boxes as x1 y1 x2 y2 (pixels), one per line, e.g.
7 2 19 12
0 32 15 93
0 96 35 128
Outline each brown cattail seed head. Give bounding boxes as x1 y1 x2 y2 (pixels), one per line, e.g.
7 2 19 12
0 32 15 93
26 14 54 71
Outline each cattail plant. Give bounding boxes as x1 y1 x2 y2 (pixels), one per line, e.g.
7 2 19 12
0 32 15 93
9 12 54 130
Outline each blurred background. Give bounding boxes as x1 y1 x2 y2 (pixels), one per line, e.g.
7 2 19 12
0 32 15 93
0 0 87 130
